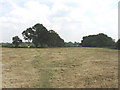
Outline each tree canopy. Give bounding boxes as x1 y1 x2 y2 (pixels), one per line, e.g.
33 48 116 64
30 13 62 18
22 23 64 47
12 36 22 48
81 33 115 48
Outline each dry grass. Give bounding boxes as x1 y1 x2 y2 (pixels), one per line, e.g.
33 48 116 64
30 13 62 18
2 47 118 88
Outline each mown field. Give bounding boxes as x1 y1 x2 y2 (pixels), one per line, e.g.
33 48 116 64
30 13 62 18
2 47 118 88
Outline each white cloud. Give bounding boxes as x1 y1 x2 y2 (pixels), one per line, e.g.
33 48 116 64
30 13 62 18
0 0 119 42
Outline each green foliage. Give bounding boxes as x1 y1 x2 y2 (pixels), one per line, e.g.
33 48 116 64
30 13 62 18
116 39 120 50
47 30 64 47
2 43 14 48
81 33 115 48
19 42 35 48
22 23 64 47
65 42 80 47
12 36 22 48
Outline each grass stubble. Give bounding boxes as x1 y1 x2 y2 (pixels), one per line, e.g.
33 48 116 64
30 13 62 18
2 47 118 88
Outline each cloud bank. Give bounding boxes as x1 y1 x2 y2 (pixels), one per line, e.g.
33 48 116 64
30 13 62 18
0 0 118 42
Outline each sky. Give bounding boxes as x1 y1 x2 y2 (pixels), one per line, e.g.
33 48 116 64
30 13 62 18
0 0 119 43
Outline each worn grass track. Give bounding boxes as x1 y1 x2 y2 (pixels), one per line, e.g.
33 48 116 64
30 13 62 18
2 47 118 88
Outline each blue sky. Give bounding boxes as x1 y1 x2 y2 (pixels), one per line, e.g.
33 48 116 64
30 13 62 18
0 0 119 43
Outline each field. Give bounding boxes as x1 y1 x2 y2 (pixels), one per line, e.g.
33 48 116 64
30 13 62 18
2 47 118 88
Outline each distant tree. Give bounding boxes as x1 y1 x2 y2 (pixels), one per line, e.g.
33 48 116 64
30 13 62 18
65 42 80 47
116 39 120 49
12 36 22 48
73 42 80 47
22 23 64 47
65 42 74 47
81 33 115 48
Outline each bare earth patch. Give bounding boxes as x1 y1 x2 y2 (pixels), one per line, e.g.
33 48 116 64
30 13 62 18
2 47 118 88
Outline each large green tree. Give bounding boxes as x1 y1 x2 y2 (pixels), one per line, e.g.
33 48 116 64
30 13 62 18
22 23 48 47
12 36 22 48
22 23 64 47
81 33 115 47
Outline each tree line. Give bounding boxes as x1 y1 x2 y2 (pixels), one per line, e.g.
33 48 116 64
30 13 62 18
12 23 64 48
2 23 119 49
